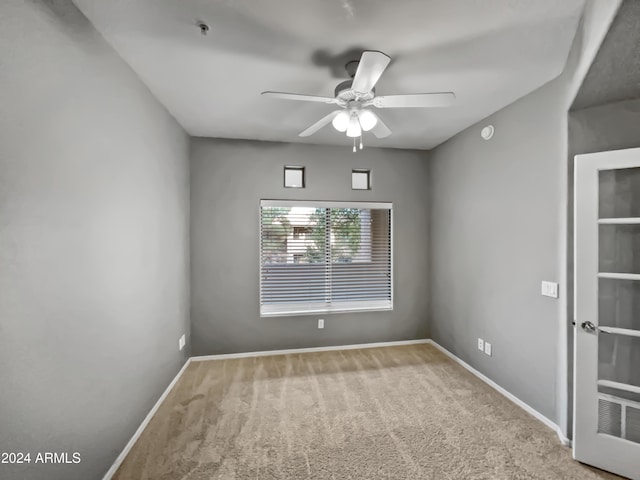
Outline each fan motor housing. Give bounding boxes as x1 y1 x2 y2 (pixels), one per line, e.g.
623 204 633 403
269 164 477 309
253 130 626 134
334 80 375 103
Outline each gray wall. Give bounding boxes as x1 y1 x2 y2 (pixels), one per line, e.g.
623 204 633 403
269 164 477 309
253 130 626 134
428 2 621 433
190 138 429 355
0 2 190 479
428 78 568 422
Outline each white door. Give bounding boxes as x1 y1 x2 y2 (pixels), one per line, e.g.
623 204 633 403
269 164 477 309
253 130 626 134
575 147 640 479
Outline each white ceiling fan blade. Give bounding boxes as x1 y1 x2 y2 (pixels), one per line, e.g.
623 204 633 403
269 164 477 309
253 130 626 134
299 111 341 137
372 92 455 108
262 91 338 104
370 113 391 139
351 51 391 94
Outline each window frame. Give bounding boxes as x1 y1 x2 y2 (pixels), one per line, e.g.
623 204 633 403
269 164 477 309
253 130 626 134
259 199 393 317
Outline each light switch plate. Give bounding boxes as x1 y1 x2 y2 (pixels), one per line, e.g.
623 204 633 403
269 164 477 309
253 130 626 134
478 338 484 351
178 334 186 351
484 342 492 356
541 281 559 298
318 318 324 329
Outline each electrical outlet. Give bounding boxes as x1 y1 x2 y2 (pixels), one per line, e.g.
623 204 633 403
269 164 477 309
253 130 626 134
178 334 186 351
478 338 484 351
541 281 559 298
318 318 324 329
484 342 492 356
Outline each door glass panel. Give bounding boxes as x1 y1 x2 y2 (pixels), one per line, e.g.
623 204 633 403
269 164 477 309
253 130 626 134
599 225 640 273
599 278 640 329
599 334 640 389
599 167 640 218
596 166 640 449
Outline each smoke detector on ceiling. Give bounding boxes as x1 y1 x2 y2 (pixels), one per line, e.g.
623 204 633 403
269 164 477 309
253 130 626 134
481 125 494 140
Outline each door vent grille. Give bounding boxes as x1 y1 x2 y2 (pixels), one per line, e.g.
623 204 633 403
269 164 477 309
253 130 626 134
598 399 622 437
626 406 640 444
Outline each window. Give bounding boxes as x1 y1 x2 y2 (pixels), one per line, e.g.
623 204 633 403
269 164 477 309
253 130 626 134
283 166 305 188
260 200 392 316
352 169 371 190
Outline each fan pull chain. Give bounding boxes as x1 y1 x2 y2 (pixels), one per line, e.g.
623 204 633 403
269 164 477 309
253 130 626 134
353 136 356 153
359 136 363 150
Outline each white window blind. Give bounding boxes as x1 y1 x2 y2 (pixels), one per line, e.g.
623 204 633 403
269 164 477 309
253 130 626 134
260 200 392 316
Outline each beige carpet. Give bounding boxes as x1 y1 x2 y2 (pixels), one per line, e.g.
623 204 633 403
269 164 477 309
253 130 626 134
114 344 623 479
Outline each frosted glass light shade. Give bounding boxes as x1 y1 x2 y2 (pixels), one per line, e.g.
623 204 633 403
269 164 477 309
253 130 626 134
332 111 349 132
358 110 378 131
346 115 362 138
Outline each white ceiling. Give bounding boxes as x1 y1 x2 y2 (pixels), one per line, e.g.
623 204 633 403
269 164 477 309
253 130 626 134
73 0 585 150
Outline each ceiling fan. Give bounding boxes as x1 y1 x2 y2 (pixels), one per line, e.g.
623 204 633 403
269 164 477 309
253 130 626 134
262 51 455 151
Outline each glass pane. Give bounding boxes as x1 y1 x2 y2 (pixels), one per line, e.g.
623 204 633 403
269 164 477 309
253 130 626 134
329 208 391 303
352 170 370 190
599 278 640 330
599 167 640 218
599 333 640 389
599 224 640 273
330 208 365 264
261 207 326 265
261 206 326 305
597 167 640 446
284 167 304 188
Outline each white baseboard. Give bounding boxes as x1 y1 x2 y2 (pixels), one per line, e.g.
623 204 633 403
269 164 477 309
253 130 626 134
427 340 572 447
102 357 193 480
190 338 430 362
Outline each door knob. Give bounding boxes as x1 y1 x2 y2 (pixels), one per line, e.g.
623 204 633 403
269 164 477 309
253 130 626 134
581 321 597 333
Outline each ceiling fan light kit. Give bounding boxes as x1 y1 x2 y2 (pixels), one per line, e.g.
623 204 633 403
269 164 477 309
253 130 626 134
346 114 362 138
332 111 349 132
358 110 378 131
262 50 456 151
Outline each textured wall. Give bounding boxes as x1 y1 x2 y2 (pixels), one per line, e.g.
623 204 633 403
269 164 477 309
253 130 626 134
190 138 430 356
572 0 640 109
570 99 640 153
0 1 190 479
